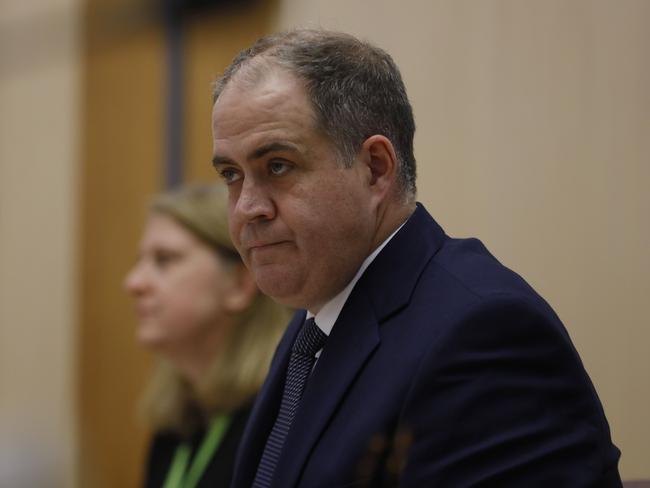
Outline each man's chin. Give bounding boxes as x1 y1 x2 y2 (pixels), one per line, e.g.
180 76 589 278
254 268 306 308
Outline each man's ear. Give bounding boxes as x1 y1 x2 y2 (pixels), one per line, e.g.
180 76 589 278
360 135 399 199
223 262 258 313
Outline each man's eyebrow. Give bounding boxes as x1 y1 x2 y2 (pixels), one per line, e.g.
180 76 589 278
248 141 301 160
212 154 233 168
212 141 302 169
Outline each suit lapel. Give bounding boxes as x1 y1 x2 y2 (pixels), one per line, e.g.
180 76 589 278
273 294 380 488
231 311 305 488
362 203 446 322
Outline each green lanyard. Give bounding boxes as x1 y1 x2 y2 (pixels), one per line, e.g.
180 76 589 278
163 415 231 488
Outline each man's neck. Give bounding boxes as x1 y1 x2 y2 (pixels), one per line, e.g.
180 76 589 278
307 203 415 332
371 199 416 252
307 198 416 316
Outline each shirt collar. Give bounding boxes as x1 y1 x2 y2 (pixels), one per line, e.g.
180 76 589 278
307 220 407 337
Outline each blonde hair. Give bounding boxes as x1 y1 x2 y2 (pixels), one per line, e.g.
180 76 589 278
138 183 292 435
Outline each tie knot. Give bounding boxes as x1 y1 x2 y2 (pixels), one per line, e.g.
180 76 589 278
292 318 327 357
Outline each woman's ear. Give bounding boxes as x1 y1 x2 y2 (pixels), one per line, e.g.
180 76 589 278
222 262 258 313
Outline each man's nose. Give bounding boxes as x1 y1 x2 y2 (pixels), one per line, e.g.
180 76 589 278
235 179 276 223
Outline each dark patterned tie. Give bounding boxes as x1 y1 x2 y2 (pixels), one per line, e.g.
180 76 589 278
252 317 327 488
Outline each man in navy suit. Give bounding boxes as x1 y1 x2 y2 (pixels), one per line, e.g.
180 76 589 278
211 29 621 487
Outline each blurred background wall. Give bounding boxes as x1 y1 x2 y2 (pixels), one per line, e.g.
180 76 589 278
0 0 647 486
0 0 80 486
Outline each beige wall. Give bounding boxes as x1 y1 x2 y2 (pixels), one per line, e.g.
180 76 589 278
273 0 649 479
0 0 80 486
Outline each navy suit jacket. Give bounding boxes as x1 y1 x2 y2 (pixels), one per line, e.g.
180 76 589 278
232 204 621 487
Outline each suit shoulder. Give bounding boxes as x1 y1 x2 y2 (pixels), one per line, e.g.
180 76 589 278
426 235 546 304
402 234 567 347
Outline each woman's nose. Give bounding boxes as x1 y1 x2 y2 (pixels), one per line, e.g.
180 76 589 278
124 263 148 295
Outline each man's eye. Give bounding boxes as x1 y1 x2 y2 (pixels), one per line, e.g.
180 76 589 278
218 168 242 183
269 161 290 176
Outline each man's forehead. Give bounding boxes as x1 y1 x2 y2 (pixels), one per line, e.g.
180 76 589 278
213 73 309 130
216 59 302 107
212 78 319 149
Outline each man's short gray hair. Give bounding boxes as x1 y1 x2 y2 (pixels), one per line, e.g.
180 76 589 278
213 29 417 197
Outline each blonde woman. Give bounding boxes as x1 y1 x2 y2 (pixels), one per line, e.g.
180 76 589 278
125 184 291 488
